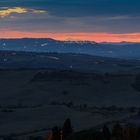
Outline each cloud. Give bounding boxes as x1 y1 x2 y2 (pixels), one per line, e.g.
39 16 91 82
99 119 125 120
0 0 140 37
0 7 46 18
0 0 140 18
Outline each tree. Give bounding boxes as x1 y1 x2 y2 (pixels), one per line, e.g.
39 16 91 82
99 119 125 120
46 132 53 140
102 124 111 140
112 123 123 139
62 118 73 139
52 126 60 140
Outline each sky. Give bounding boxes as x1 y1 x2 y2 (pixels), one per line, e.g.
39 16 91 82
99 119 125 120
0 0 140 42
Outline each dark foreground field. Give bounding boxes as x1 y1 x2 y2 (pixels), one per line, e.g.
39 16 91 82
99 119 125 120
0 52 139 139
0 69 140 137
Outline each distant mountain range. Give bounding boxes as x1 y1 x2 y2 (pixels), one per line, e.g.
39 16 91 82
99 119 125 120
0 38 140 59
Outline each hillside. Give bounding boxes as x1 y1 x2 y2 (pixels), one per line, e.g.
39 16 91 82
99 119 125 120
0 69 139 136
0 51 139 136
0 51 139 73
0 39 140 59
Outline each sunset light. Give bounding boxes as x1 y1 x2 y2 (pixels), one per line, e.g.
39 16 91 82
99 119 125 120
1 31 140 42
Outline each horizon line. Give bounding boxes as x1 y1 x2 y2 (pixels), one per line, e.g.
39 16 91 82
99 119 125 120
1 31 140 43
0 37 139 43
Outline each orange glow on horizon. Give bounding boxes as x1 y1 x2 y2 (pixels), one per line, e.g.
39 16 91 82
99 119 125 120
1 30 140 42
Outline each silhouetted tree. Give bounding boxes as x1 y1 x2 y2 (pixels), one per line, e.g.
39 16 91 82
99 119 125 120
62 118 73 139
93 131 105 140
46 131 53 140
112 123 123 139
136 127 140 140
102 124 111 140
127 127 138 140
52 126 60 140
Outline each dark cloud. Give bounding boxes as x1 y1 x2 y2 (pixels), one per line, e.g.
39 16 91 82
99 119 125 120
0 0 140 34
1 0 140 17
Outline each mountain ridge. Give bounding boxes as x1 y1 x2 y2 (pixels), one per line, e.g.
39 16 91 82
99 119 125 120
0 38 140 59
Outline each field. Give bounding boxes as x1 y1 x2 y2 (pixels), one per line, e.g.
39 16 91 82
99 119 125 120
0 68 139 136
